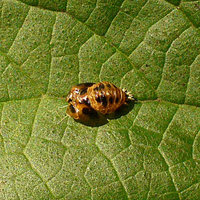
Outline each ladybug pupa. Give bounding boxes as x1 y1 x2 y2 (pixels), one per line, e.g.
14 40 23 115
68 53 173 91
66 81 135 122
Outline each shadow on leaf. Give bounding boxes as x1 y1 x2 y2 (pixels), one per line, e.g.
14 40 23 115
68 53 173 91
74 100 136 127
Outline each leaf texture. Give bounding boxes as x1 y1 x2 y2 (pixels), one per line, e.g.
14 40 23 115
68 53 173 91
0 0 200 199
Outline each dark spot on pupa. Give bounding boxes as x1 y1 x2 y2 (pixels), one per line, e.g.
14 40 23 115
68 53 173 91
80 88 88 95
68 98 72 103
82 107 90 115
94 87 99 91
77 83 94 87
106 83 111 88
84 83 94 87
95 96 101 103
98 83 105 89
116 97 119 103
82 98 90 106
82 107 98 117
101 94 107 107
109 97 113 104
69 104 76 113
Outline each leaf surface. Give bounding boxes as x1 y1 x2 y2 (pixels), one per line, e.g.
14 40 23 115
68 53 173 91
0 0 200 199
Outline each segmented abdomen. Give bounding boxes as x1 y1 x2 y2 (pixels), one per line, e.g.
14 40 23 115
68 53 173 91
87 81 126 114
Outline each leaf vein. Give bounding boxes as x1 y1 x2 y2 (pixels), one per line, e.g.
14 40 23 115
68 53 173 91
7 7 30 53
156 26 191 90
45 14 57 94
184 54 200 104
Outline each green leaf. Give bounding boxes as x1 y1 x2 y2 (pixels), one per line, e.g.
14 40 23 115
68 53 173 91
0 0 200 199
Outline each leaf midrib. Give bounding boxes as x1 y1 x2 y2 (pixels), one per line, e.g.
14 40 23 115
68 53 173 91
1 96 199 109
